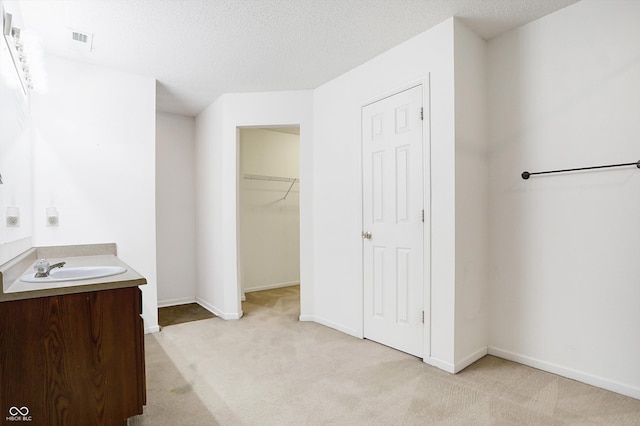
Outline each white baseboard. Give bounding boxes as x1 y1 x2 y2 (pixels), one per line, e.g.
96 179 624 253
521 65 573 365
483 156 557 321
300 315 360 338
144 325 160 334
424 347 487 373
157 297 197 308
489 346 640 400
244 281 299 293
196 296 243 320
424 356 455 373
454 346 488 373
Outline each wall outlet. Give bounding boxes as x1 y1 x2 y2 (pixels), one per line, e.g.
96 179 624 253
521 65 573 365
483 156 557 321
46 207 59 227
6 207 19 227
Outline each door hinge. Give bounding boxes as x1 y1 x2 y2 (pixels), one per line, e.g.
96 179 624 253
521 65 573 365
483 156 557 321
421 209 424 222
422 311 425 323
420 107 423 121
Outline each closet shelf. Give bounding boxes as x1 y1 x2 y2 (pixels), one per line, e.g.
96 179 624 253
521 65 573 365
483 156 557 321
243 174 300 200
243 174 299 183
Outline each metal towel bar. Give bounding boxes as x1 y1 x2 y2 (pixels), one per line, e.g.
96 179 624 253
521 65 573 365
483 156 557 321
522 160 640 180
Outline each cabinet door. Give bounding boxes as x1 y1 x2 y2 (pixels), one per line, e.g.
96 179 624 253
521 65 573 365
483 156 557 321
0 287 145 424
134 287 147 408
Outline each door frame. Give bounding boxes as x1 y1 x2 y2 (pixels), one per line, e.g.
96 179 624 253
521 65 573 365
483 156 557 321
236 124 303 310
360 77 431 359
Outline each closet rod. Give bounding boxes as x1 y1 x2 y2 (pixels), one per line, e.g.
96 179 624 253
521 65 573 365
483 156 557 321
521 160 640 180
243 174 300 183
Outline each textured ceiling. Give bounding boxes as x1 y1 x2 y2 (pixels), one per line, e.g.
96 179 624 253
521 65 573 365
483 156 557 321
14 0 579 116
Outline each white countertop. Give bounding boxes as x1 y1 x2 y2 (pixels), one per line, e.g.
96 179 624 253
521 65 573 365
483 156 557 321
0 245 146 303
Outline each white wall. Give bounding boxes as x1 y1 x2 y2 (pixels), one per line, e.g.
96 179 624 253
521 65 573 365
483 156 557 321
194 97 226 316
312 19 460 367
488 0 640 398
0 0 33 264
453 20 489 369
31 55 158 333
195 91 313 319
156 112 196 307
194 19 489 373
239 128 300 293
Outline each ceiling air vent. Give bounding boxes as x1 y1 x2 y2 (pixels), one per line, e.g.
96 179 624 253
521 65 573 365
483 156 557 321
69 29 93 52
72 31 88 43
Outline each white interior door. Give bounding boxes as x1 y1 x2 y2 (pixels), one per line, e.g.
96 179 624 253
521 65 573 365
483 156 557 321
362 85 424 358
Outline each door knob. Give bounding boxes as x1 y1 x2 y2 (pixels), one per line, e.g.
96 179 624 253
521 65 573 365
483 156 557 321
361 231 372 239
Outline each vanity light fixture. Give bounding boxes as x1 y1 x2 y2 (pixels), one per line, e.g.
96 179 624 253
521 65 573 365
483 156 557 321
2 10 11 36
2 11 47 93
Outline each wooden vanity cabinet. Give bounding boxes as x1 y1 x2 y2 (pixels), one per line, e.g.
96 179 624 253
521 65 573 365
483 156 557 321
0 286 146 425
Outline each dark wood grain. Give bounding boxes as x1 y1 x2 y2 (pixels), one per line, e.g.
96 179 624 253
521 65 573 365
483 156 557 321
0 287 145 425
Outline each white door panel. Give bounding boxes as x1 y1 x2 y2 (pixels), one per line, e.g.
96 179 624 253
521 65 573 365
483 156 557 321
362 85 424 357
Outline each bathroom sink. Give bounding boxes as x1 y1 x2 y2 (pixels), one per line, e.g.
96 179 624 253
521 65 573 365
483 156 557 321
20 266 127 283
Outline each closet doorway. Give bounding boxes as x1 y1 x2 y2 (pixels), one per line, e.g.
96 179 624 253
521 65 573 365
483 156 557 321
237 127 301 313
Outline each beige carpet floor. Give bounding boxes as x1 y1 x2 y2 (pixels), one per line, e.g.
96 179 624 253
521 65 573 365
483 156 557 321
130 286 640 425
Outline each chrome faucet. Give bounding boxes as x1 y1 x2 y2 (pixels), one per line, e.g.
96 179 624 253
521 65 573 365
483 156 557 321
34 259 66 278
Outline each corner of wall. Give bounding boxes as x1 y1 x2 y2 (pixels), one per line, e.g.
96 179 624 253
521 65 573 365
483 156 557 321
196 295 242 320
452 17 490 366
